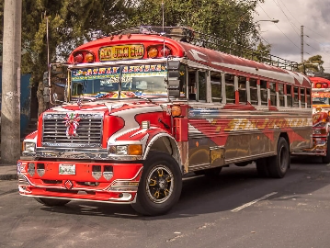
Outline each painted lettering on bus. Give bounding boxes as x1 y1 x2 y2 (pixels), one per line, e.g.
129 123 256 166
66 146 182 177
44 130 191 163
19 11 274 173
99 45 144 61
113 46 129 59
223 118 311 131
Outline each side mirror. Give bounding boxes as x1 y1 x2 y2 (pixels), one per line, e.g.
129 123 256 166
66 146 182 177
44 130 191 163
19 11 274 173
167 60 181 98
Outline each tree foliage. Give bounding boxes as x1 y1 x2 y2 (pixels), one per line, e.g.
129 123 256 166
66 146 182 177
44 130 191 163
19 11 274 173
299 55 324 73
128 0 264 55
0 0 135 115
0 0 267 115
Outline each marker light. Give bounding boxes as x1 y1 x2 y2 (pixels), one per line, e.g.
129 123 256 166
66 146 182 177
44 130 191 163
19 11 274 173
171 105 182 117
74 53 83 63
147 47 158 58
161 47 171 57
85 53 94 63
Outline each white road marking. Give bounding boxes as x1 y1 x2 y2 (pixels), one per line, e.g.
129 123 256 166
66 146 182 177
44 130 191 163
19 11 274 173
231 192 278 212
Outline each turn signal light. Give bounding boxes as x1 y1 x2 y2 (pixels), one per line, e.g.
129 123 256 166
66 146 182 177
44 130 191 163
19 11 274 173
171 105 181 117
128 144 143 155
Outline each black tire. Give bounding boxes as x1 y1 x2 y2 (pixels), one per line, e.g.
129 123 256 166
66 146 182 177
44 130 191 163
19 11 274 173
256 158 270 177
322 138 330 163
267 137 290 178
34 197 70 206
131 152 182 216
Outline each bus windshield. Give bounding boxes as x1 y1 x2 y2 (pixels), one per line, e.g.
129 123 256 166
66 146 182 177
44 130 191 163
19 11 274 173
312 91 330 105
70 64 167 100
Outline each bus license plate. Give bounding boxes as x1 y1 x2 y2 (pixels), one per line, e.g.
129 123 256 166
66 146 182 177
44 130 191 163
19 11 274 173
59 164 76 175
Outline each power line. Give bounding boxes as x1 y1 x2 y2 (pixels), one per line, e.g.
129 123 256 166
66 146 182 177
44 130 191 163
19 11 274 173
276 0 328 41
272 0 300 36
257 3 300 51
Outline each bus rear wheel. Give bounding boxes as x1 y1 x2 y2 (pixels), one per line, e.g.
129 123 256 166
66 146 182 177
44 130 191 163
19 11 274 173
267 137 290 178
131 152 182 216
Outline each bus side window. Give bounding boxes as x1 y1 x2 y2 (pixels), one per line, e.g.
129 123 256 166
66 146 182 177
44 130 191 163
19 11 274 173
270 82 276 106
211 71 221 103
300 87 305 107
188 69 197 100
250 78 258 105
198 71 206 101
293 86 299 107
238 76 247 103
179 64 186 99
306 88 311 108
225 74 235 104
260 80 268 106
287 85 292 107
279 83 285 107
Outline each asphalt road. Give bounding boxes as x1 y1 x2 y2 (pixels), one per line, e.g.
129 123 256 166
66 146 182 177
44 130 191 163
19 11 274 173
1 156 330 248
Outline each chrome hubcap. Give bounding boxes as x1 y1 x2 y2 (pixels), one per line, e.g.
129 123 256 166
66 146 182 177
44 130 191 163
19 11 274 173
146 165 174 204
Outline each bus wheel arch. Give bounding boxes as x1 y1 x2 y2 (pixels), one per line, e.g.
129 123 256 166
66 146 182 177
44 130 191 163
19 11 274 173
144 134 182 173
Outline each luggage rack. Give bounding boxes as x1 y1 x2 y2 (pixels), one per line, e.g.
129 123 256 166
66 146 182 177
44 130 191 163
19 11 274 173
106 25 299 71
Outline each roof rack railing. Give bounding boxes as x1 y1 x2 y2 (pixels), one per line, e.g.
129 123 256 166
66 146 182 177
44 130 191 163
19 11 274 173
107 25 299 71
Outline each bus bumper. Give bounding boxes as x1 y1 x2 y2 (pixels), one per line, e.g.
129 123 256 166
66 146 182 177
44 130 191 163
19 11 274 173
17 160 143 204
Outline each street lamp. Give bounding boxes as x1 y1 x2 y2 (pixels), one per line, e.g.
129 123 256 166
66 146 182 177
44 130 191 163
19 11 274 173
254 19 279 24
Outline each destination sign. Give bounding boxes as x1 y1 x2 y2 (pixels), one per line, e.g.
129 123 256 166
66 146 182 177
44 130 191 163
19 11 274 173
99 44 144 61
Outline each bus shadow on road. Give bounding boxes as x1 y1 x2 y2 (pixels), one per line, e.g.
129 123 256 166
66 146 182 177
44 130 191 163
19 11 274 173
39 160 330 220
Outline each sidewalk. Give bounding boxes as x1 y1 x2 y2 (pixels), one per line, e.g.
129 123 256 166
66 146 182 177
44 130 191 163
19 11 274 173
0 164 17 180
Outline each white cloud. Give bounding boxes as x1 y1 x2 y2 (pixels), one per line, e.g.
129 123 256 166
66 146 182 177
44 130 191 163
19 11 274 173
255 0 330 72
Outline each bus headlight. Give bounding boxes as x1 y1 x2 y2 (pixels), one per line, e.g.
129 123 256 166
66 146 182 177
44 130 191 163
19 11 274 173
23 142 36 153
109 144 142 155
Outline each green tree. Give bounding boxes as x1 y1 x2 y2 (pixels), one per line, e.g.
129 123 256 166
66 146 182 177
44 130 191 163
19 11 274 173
299 55 324 73
128 0 264 55
251 41 271 62
0 0 135 116
0 0 266 117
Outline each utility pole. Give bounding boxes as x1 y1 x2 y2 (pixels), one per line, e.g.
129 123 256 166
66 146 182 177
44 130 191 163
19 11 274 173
301 25 304 64
1 0 22 165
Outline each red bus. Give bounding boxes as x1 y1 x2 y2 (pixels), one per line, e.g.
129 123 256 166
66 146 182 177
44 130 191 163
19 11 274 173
18 26 313 215
303 76 330 162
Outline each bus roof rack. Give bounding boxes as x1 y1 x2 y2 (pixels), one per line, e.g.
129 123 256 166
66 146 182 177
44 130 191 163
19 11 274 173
108 26 299 71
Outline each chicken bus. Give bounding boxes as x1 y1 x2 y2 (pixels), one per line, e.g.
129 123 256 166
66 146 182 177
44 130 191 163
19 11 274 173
17 26 313 215
302 76 330 163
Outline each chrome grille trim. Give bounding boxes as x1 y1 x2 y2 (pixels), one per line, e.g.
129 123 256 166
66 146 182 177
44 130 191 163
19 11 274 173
42 113 104 148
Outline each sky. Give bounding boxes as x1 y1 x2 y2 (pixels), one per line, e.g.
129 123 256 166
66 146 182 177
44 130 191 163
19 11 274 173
254 0 330 72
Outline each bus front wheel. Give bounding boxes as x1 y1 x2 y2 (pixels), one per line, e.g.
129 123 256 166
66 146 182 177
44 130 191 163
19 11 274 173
131 152 182 216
